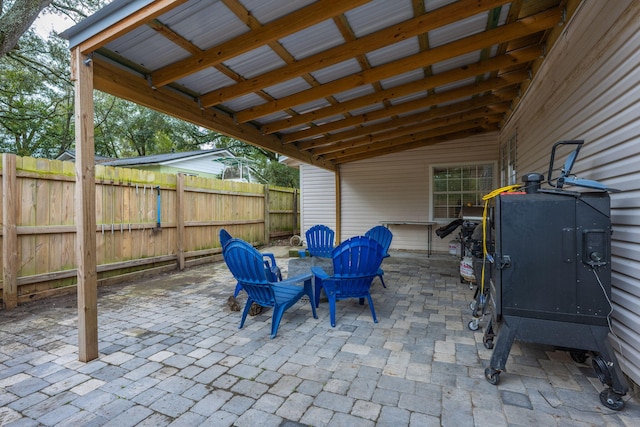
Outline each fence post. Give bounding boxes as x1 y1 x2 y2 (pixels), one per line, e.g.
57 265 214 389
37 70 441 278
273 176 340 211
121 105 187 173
264 185 270 244
293 188 298 235
176 174 185 270
2 153 18 309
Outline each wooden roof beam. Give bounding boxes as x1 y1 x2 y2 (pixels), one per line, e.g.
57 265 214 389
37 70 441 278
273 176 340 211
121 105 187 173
333 124 501 164
322 116 503 161
235 7 561 123
270 45 541 137
283 71 527 143
310 104 511 156
77 0 190 54
295 96 511 151
92 58 335 171
199 0 511 106
150 0 371 87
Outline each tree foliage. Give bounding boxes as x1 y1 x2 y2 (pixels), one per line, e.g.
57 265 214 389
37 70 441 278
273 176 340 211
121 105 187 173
0 0 299 187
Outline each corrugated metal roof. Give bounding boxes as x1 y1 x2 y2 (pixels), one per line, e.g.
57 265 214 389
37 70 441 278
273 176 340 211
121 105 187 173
60 0 567 168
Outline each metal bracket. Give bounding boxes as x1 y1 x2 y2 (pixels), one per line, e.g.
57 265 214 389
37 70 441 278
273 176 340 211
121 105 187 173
496 255 511 270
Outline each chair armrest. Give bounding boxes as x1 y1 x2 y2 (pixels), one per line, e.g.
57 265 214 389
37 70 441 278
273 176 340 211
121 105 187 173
278 272 313 286
311 266 329 279
261 252 277 266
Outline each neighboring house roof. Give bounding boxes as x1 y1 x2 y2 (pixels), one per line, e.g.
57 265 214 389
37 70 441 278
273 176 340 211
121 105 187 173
56 150 113 163
57 148 243 178
99 148 232 167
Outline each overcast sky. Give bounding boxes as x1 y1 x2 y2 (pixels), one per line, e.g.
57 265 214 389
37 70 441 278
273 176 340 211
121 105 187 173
33 12 74 38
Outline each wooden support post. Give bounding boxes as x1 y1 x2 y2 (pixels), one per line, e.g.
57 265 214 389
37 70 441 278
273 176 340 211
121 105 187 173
335 167 341 243
2 153 18 309
176 173 185 270
72 47 98 362
264 185 270 244
292 188 298 235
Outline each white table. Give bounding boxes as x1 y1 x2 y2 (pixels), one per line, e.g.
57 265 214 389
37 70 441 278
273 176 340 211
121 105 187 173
380 221 437 257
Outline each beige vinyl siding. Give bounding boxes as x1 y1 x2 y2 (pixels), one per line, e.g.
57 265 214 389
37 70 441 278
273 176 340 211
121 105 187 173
340 132 498 252
299 163 336 240
500 0 640 384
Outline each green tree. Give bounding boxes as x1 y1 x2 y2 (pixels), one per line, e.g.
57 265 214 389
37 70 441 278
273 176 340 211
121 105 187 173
0 0 298 188
0 0 52 58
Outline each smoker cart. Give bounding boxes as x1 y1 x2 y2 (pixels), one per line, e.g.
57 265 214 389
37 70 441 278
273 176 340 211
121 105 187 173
484 141 628 410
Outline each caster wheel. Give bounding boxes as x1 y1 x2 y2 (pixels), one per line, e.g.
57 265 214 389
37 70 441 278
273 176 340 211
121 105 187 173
468 319 480 331
570 350 588 364
483 338 494 350
600 389 625 411
469 301 477 312
485 367 500 385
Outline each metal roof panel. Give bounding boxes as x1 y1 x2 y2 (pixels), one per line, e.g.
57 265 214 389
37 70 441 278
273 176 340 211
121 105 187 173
366 38 421 68
291 98 333 115
105 26 191 70
160 0 250 50
263 77 313 99
380 69 426 90
333 85 377 103
221 93 267 112
344 0 414 38
176 68 236 95
432 51 483 74
240 0 317 25
310 58 363 84
278 19 345 60
429 12 490 48
223 45 287 79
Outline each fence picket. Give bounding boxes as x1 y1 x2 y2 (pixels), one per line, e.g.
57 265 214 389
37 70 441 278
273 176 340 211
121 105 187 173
0 155 300 307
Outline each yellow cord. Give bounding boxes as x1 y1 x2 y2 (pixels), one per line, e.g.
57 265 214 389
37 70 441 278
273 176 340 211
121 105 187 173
478 184 522 295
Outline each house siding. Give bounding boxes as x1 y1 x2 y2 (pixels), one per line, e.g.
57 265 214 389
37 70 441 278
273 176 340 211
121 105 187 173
340 133 498 252
500 0 640 385
299 163 336 241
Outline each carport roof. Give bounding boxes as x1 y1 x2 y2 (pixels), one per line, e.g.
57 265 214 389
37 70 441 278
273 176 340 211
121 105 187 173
60 0 573 171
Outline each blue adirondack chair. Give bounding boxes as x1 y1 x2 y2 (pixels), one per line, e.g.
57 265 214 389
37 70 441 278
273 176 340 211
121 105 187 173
312 236 385 327
365 225 393 288
222 238 317 338
305 224 335 258
220 229 283 297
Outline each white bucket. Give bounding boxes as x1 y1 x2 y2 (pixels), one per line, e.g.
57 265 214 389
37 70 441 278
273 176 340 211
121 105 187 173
460 256 475 282
449 239 460 256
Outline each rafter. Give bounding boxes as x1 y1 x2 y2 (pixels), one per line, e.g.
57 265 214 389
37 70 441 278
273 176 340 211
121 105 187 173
235 7 561 123
333 124 501 164
270 45 542 137
282 71 528 143
149 0 371 87
198 0 510 107
91 58 335 171
77 0 190 54
295 95 511 151
309 104 511 156
322 116 503 161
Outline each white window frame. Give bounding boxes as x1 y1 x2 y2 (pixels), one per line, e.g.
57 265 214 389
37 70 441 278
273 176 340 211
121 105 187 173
430 161 497 221
500 132 517 186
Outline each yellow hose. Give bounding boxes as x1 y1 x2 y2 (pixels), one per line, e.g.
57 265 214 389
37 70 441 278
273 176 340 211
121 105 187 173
478 184 522 295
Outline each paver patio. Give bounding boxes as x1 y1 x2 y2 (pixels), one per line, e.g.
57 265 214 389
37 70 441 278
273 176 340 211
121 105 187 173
1 249 638 426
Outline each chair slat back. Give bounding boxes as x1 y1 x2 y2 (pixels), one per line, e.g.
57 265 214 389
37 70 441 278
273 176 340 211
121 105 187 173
330 236 384 298
365 225 393 256
219 228 233 248
222 239 276 306
305 224 335 257
332 236 384 277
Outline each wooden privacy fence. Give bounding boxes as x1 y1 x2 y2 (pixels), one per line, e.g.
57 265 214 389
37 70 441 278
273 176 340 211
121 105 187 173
0 154 299 308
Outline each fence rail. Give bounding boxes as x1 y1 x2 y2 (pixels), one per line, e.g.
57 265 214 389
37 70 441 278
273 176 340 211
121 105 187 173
1 154 299 308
